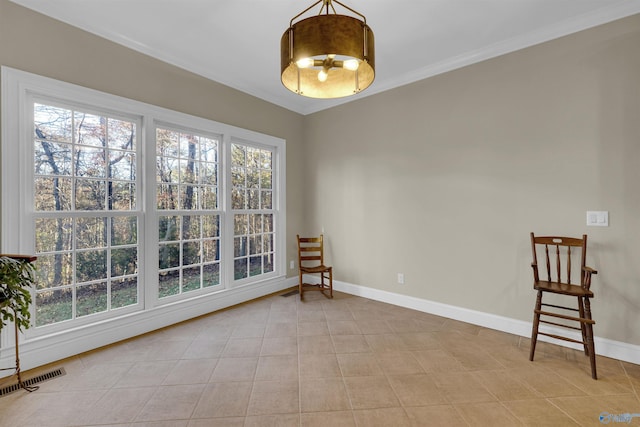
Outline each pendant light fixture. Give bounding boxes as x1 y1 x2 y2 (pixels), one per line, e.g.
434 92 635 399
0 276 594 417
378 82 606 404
281 0 375 99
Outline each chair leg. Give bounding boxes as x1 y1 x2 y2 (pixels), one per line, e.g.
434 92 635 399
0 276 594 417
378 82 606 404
329 268 333 298
530 291 542 361
299 270 304 301
584 297 597 380
578 297 589 356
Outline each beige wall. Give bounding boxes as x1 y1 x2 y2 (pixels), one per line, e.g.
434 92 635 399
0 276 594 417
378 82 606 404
1 0 639 347
0 0 306 278
303 14 640 345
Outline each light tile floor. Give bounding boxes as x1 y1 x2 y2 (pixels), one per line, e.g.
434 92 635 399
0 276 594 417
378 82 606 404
1 290 639 426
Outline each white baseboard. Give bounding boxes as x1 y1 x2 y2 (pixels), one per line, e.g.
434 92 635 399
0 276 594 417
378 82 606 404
332 279 640 365
0 276 296 378
4 275 636 379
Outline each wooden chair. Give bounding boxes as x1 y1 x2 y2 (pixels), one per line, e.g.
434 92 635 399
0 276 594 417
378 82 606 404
529 233 598 379
297 234 333 300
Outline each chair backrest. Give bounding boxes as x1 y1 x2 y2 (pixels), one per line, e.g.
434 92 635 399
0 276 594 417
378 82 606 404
297 234 325 267
530 233 587 286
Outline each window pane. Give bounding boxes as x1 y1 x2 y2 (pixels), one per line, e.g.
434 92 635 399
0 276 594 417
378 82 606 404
232 188 245 209
182 241 200 266
159 270 180 298
202 187 217 209
232 166 245 187
182 215 200 240
202 215 219 237
183 266 201 292
234 258 247 280
75 179 106 210
201 138 218 162
247 189 260 209
264 214 273 232
159 216 180 242
179 185 197 210
111 247 137 277
75 146 106 178
180 158 197 185
264 233 274 253
35 218 73 253
76 249 107 283
159 243 180 269
112 277 138 309
110 181 136 210
76 217 106 250
249 235 262 255
247 147 260 168
232 144 246 166
262 151 272 169
249 214 262 235
203 263 220 287
157 183 179 209
36 288 72 326
234 214 247 235
108 118 136 150
249 256 262 277
261 190 272 209
247 169 259 188
75 112 106 147
201 162 217 185
34 141 72 175
77 282 108 317
34 103 73 143
157 128 179 157
36 253 73 288
234 237 247 257
260 170 272 189
35 177 72 211
112 216 137 246
157 157 180 184
110 151 135 180
263 254 274 273
203 239 219 262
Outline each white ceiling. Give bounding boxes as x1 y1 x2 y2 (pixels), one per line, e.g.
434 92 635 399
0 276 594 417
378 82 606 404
10 0 640 115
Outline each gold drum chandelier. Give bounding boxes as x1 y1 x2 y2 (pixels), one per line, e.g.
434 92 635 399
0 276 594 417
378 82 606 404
281 0 375 99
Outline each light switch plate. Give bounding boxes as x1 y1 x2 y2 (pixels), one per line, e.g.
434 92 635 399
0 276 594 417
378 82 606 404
586 211 608 227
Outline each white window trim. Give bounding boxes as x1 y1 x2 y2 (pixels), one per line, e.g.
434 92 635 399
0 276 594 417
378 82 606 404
1 66 289 373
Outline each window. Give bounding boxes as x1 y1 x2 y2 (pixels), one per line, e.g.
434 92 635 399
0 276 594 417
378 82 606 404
231 143 275 281
156 127 221 298
1 67 286 338
33 102 140 326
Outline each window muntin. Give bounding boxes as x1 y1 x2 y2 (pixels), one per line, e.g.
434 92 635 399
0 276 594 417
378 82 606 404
32 102 139 327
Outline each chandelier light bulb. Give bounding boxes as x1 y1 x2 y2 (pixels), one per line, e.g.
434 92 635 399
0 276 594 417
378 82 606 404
318 69 328 82
343 59 359 71
296 58 314 68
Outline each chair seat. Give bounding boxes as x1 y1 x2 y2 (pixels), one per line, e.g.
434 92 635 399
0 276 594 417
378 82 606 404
301 265 331 274
533 280 593 298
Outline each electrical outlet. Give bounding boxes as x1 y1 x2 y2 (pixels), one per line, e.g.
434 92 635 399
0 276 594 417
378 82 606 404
290 260 295 269
397 273 404 284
